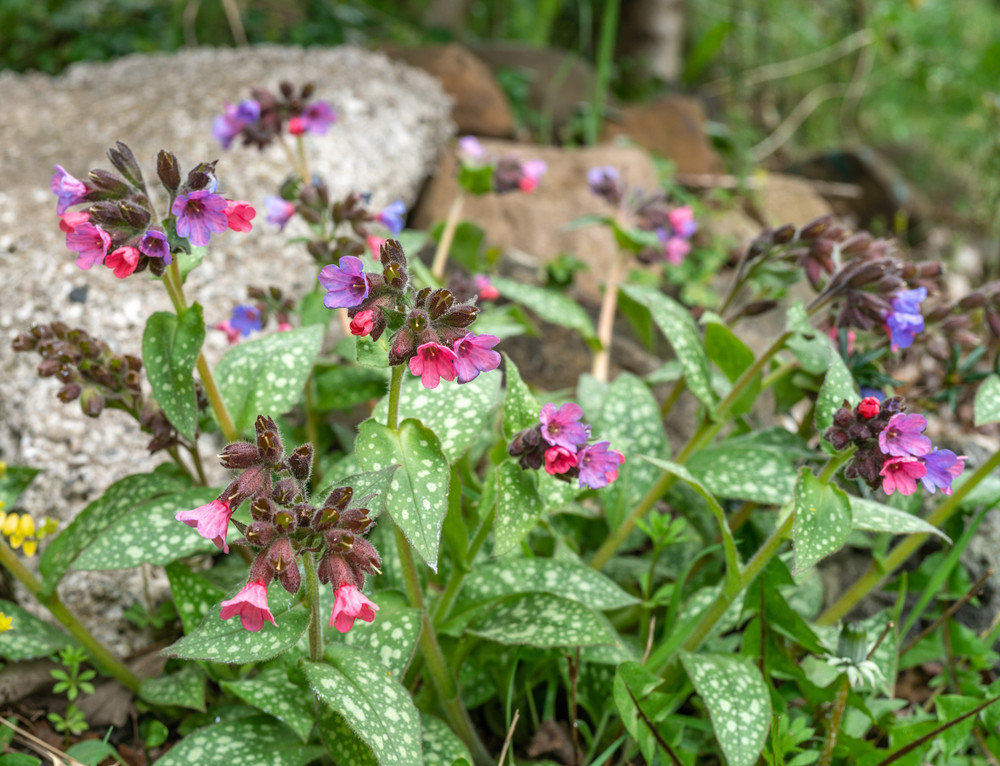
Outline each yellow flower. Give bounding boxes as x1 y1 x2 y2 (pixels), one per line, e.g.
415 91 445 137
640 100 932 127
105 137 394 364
22 539 37 557
17 515 34 538
0 460 7 478
2 513 19 537
0 509 5 524
0 612 11 633
9 534 23 550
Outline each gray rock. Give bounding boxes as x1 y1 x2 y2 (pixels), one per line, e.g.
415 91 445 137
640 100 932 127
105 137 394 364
0 45 452 658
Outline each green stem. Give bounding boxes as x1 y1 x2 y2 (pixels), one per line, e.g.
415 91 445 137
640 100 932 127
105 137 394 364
303 553 324 662
430 192 465 283
658 378 686 419
433 504 496 625
818 446 1000 626
0 540 140 693
818 675 851 766
387 364 404 431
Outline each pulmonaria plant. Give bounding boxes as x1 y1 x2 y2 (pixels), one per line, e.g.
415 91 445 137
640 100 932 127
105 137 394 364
214 285 295 344
174 416 382 632
213 81 336 150
456 136 547 195
507 402 625 489
824 396 965 495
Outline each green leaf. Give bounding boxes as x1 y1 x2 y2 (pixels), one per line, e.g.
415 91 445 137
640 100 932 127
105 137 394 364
493 459 543 556
421 714 472 766
680 652 771 766
935 695 981 756
139 664 205 711
703 320 759 416
686 446 797 504
0 599 72 660
785 303 829 374
314 364 389 411
0 754 42 766
177 245 205 283
0 466 39 511
683 19 733 83
491 276 598 344
792 468 852 573
453 558 640 614
142 306 205 442
356 335 390 368
373 371 500 462
850 497 951 542
814 342 857 434
458 165 494 196
467 593 619 648
72 487 219 570
317 708 378 766
221 667 315 742
621 283 715 411
152 714 322 766
355 419 449 570
215 325 324 432
40 473 180 595
613 661 670 765
65 740 119 766
974 373 1000 426
165 562 227 634
163 586 310 664
305 645 423 766
341 604 421 678
502 354 541 439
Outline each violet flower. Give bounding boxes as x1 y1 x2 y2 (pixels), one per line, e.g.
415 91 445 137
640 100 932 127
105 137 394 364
172 190 229 247
577 441 626 489
318 256 370 309
376 200 407 235
878 413 932 458
230 305 262 337
213 99 260 149
920 449 966 495
885 286 927 350
539 402 591 450
264 195 295 231
51 165 88 215
139 229 172 264
452 333 501 383
301 101 337 134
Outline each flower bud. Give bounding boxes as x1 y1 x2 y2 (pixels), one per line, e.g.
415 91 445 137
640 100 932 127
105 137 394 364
741 300 778 317
427 289 453 320
251 496 275 521
246 520 275 547
37 359 60 378
323 486 353 512
840 232 872 255
857 397 880 419
57 383 82 403
87 169 132 199
958 293 986 310
219 441 261 470
80 388 104 417
832 405 854 428
255 415 284 465
107 142 145 190
156 150 181 193
799 215 833 240
772 224 797 244
288 444 313 482
11 333 36 352
439 304 479 328
272 478 300 505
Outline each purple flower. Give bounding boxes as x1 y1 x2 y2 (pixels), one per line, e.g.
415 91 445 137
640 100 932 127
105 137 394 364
230 305 262 337
878 413 932 458
458 136 487 163
172 190 229 247
539 403 590 450
920 449 965 495
139 229 171 264
318 256 370 309
660 233 691 265
667 206 698 238
213 99 260 149
519 159 547 192
302 101 337 134
51 165 88 215
376 200 407 235
885 286 927 350
587 166 619 194
452 333 501 383
65 222 111 270
577 441 626 489
264 196 295 231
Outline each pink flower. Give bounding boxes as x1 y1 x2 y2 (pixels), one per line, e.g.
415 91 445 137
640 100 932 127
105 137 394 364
215 320 241 345
65 222 111 270
220 580 276 632
174 498 234 553
518 159 547 192
105 246 140 279
51 165 88 215
858 397 880 419
577 441 625 489
408 342 458 389
458 136 487 163
474 274 500 301
878 413 932 458
329 583 379 633
277 322 292 332
264 196 295 230
539 402 590 450
350 310 375 337
224 200 256 232
302 101 337 134
667 206 697 238
59 210 90 233
544 446 578 475
662 236 691 265
452 333 501 383
880 456 926 496
287 116 306 135
366 236 386 261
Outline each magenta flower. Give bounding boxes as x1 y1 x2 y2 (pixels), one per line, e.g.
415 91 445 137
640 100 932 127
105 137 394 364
878 413 932 458
139 229 171 264
880 456 925 496
172 190 229 247
65 222 111 270
577 441 625 489
409 342 459 389
920 449 966 495
302 101 337 134
213 99 260 148
215 320 241 345
51 165 88 215
220 580 276 632
264 195 295 231
587 166 619 195
857 397 881 419
474 274 499 301
329 583 379 633
884 286 927 351
662 235 691 265
318 255 370 309
452 333 501 383
59 210 90 233
667 206 698 238
539 402 590 450
224 200 256 232
174 498 234 553
544 446 578 475
518 159 547 192
376 200 406 235
350 309 375 337
105 246 140 279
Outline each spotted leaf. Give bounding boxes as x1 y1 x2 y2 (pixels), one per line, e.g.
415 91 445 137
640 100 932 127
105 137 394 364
221 667 315 741
152 714 322 766
139 664 205 711
493 459 543 555
502 354 541 439
467 592 619 648
814 340 858 435
793 468 852 574
0 599 73 660
850 496 950 542
342 603 421 678
421 714 472 766
142 305 205 442
686 446 797 504
165 562 226 634
974 373 1000 426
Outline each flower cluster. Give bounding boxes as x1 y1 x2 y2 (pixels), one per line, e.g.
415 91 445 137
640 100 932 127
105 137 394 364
319 240 501 389
214 286 295 344
0 510 57 558
213 81 336 150
174 416 382 633
52 143 254 278
457 136 547 195
507 403 625 490
0 613 10 633
824 396 965 495
587 165 697 265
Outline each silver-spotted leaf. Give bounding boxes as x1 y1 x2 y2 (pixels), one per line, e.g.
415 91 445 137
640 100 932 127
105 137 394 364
686 446 797 504
152 714 322 766
0 599 72 660
502 354 541 438
974 374 1000 426
139 664 205 711
317 707 378 765
814 341 858 434
165 562 226 634
467 592 618 648
142 306 205 441
312 465 400 522
341 604 421 677
421 714 472 766
850 496 951 542
221 667 315 741
493 459 543 555
793 468 852 573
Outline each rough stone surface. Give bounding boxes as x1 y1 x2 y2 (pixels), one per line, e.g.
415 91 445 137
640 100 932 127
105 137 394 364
0 44 453 657
753 173 835 228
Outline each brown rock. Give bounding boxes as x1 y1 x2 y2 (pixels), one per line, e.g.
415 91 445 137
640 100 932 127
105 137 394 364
382 42 515 137
602 95 724 175
754 173 835 228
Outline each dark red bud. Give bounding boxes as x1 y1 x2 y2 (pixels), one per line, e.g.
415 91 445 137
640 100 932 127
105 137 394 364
840 232 873 255
288 444 313 482
772 224 797 245
324 486 353 511
156 150 181 193
219 442 261 470
427 289 453 320
799 215 834 240
57 383 82 403
107 141 145 189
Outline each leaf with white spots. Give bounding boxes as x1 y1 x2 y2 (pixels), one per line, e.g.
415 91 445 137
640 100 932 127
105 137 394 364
975 373 1000 426
793 468 852 574
680 651 771 766
317 707 378 765
356 418 449 571
621 283 715 411
356 335 391 368
72 487 220 570
313 465 400 522
502 354 542 440
814 341 858 435
165 562 226 634
373 372 501 462
164 585 310 665
40 472 181 595
342 604 421 678
453 558 639 615
850 496 951 542
421 714 472 766
467 593 619 648
493 459 544 555
139 664 205 711
491 276 598 344
785 303 830 374
152 714 322 766
305 645 423 766
215 324 324 432
221 667 315 741
686 446 798 504
142 306 205 442
0 599 73 660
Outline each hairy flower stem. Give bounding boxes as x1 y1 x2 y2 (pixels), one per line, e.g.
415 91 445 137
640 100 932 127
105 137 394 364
818 445 1000 626
303 553 324 662
818 675 851 766
430 192 465 283
386 364 405 432
592 248 629 382
0 540 140 693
